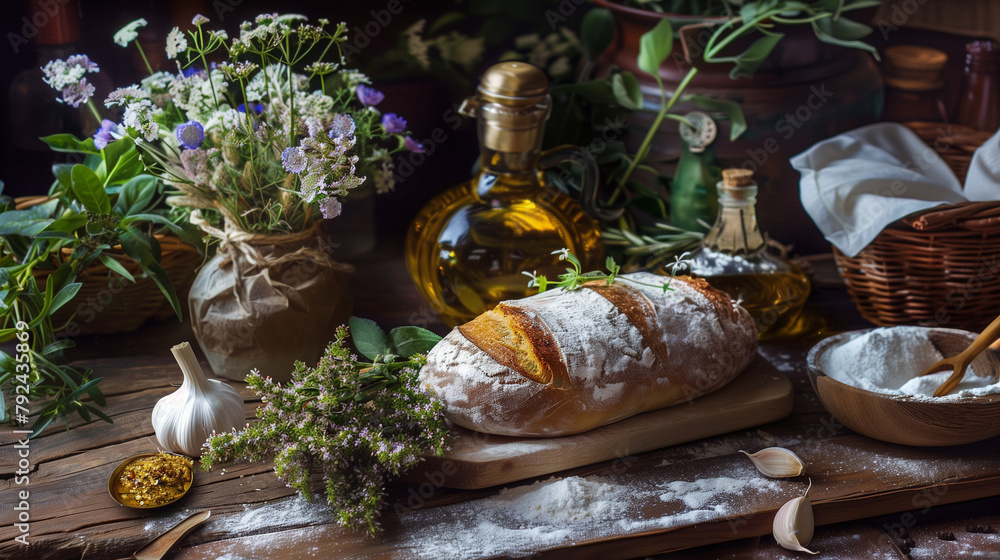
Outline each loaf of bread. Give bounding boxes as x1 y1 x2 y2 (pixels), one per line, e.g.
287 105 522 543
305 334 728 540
419 272 758 437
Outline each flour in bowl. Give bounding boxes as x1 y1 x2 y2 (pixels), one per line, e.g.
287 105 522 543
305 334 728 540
819 327 1000 399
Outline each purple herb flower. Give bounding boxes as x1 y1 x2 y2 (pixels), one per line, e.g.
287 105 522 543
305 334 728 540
320 197 342 219
281 147 307 174
328 114 356 140
175 120 205 149
403 136 425 153
356 85 384 107
93 119 118 150
381 113 406 134
61 79 96 108
65 54 99 72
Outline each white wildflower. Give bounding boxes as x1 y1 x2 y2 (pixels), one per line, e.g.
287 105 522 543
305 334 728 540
373 157 396 194
514 33 540 50
548 55 571 78
338 70 370 90
165 27 188 59
403 19 430 69
433 32 484 72
114 18 147 47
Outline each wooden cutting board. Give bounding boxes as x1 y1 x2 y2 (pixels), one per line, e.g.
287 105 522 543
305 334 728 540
408 354 793 489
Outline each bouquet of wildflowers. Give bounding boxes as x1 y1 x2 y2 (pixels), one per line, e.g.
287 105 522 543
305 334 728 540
107 13 423 235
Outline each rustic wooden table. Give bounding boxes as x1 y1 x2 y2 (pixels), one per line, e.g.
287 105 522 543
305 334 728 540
2 243 999 560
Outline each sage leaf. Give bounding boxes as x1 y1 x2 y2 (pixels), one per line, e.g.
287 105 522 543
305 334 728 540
71 165 111 214
389 326 442 358
349 317 392 361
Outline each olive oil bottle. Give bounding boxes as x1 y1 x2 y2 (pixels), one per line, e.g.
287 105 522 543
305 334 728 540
405 62 611 326
685 169 811 339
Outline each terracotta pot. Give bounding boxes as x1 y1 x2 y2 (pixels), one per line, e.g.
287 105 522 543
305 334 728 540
592 0 884 254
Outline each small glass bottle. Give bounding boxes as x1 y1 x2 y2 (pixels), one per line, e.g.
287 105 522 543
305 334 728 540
957 40 1000 131
671 112 721 232
684 169 811 340
405 62 612 327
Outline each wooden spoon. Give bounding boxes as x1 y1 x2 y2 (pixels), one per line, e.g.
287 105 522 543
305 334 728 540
920 314 1000 397
132 510 211 560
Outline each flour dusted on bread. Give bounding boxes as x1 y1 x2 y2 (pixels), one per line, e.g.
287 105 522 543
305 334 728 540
420 272 758 437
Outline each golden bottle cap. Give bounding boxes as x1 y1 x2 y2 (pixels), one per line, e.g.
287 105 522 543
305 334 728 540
473 62 551 153
478 62 549 106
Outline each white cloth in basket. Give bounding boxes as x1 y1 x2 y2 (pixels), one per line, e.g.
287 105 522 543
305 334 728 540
792 122 1000 257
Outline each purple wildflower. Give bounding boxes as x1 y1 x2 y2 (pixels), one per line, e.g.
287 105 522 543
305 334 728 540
356 85 384 107
328 114 356 140
381 113 406 134
281 147 307 173
65 54 99 72
175 120 205 149
319 197 342 219
403 136 425 153
61 79 96 108
93 119 118 150
237 102 265 114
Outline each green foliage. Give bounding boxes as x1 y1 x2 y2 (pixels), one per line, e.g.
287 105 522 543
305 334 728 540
201 324 450 536
0 137 198 436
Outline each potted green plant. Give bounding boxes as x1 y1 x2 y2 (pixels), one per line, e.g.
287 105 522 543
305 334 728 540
0 134 192 435
586 0 886 254
109 13 425 382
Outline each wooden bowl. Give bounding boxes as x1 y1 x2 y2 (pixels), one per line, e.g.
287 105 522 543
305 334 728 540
806 328 1000 447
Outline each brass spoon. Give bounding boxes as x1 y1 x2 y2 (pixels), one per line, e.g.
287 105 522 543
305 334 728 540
132 510 211 560
920 314 1000 397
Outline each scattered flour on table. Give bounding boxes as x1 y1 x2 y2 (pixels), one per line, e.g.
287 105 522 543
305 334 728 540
819 327 1000 400
394 472 789 559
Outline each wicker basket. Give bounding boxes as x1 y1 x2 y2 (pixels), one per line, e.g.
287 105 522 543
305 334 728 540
15 196 203 335
37 233 202 335
832 122 1000 331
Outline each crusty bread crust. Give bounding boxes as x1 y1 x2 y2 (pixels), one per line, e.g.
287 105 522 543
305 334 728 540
420 272 758 437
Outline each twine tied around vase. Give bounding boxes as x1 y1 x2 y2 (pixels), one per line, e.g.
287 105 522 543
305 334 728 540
189 209 354 314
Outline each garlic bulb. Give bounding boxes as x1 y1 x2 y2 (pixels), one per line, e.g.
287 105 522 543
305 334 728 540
152 342 246 457
773 479 818 555
741 447 806 478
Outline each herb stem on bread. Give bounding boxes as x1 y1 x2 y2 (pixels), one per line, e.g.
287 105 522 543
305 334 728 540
524 249 691 293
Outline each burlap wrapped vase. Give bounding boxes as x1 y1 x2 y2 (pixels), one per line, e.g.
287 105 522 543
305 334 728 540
188 211 353 382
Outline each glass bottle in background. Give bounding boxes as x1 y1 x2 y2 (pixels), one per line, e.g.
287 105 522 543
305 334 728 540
957 40 1000 132
670 112 720 232
684 168 811 340
881 45 949 124
405 62 611 327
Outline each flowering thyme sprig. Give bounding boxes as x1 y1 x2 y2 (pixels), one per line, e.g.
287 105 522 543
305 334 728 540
200 324 450 536
524 249 690 293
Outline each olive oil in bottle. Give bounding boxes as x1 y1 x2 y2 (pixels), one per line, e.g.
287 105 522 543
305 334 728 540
405 62 608 327
685 169 811 339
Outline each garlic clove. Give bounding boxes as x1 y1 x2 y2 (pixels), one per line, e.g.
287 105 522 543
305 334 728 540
151 342 246 457
773 479 818 555
740 447 806 478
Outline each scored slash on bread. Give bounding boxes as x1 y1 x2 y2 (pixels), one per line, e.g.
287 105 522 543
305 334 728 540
420 272 758 437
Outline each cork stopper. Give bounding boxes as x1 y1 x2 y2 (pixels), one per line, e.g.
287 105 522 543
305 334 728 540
722 168 754 187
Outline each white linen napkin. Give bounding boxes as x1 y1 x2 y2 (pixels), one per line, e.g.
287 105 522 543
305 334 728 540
792 122 1000 257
